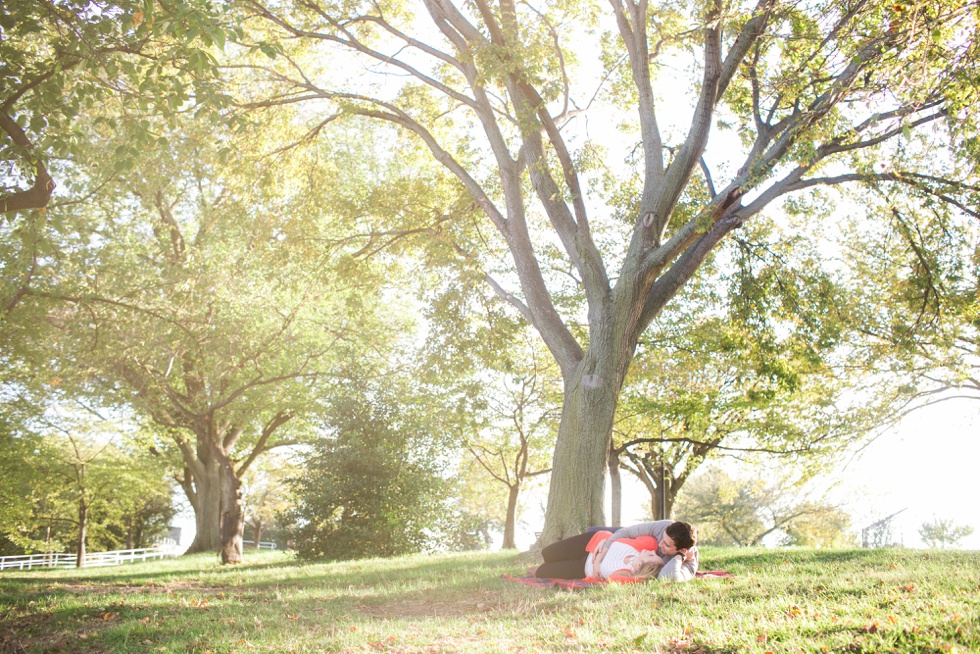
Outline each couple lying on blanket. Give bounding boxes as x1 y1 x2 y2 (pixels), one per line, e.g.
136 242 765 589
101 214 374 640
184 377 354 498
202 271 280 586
536 520 698 584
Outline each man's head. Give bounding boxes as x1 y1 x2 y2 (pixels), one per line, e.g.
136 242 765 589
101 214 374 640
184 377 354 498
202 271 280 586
661 521 697 556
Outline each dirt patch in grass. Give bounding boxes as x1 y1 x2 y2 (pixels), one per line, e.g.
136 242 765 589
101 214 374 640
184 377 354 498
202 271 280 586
43 579 209 595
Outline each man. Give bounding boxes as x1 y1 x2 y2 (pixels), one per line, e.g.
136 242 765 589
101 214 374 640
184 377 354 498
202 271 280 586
593 520 698 582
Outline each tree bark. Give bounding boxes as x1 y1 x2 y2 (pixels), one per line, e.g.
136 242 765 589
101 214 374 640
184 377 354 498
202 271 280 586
251 519 264 549
76 500 87 568
180 429 245 562
537 340 630 544
502 483 520 549
219 457 244 564
608 445 622 527
185 454 221 554
125 516 134 550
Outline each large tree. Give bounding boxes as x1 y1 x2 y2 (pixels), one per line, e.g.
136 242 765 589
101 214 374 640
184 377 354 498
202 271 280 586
242 0 977 543
0 0 226 216
24 116 403 563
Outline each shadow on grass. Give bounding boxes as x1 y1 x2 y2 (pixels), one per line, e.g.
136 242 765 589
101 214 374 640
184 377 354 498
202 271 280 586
1 551 529 607
0 553 577 654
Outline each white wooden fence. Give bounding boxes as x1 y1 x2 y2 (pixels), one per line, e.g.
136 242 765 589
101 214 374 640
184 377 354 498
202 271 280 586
242 540 278 550
0 545 179 571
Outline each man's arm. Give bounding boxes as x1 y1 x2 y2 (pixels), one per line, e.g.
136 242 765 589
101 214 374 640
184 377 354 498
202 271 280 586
606 520 672 544
659 552 697 582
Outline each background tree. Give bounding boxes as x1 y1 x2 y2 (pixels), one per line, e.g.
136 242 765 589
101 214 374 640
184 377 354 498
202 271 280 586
18 112 405 563
242 454 296 549
458 329 557 549
781 506 856 548
674 466 852 547
918 517 975 549
284 376 458 561
23 407 174 566
0 400 47 555
242 0 980 544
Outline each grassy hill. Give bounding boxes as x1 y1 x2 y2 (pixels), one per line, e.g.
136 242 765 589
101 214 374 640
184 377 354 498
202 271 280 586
1 547 978 653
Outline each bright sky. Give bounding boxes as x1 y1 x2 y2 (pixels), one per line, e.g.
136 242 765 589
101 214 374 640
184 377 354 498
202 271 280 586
831 396 980 549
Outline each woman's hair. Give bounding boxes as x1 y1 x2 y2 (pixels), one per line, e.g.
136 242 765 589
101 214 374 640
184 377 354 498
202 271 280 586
630 559 664 579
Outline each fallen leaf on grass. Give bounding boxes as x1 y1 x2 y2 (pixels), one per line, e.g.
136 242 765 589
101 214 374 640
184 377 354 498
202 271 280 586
286 614 299 620
102 612 118 621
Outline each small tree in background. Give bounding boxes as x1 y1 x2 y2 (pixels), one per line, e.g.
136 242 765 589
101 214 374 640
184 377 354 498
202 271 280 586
458 333 557 549
19 408 175 565
780 506 855 548
284 381 456 561
243 454 296 549
675 467 852 547
918 517 975 549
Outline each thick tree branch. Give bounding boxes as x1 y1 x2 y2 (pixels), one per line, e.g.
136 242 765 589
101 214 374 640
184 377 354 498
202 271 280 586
236 411 293 475
609 0 664 197
0 110 56 214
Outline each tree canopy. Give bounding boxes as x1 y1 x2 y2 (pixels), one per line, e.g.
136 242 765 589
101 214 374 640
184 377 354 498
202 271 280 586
239 0 980 543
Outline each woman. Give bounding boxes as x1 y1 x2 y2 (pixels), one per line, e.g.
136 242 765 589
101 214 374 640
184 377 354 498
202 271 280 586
535 530 663 582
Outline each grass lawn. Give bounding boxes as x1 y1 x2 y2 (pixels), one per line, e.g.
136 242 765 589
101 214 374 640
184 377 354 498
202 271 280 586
0 546 978 653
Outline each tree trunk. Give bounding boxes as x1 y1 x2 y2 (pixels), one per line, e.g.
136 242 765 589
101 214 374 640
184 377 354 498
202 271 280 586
219 457 244 564
183 445 245 563
253 519 263 549
608 446 622 527
76 500 87 568
185 455 222 554
134 523 144 549
126 516 134 550
502 483 521 549
537 344 629 545
646 471 676 520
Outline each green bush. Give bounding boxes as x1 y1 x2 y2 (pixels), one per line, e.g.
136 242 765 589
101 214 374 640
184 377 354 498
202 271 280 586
284 393 456 561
